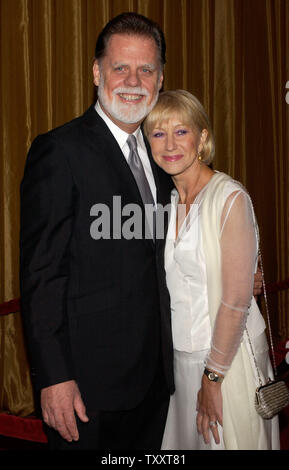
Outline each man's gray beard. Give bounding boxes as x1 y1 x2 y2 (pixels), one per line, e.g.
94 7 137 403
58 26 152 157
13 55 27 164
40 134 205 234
98 76 160 124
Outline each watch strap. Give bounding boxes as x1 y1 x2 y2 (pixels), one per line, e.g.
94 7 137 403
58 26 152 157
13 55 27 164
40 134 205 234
204 368 224 383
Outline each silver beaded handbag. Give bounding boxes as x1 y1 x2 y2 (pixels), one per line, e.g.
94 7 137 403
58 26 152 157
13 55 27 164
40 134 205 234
246 251 289 420
254 379 289 419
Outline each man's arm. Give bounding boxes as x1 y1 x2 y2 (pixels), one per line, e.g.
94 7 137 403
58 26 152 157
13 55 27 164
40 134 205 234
20 134 88 441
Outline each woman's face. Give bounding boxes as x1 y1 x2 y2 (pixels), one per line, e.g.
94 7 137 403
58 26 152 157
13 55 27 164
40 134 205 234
148 117 206 177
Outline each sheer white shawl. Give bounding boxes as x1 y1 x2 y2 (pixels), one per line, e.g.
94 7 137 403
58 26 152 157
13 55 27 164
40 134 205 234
201 171 269 449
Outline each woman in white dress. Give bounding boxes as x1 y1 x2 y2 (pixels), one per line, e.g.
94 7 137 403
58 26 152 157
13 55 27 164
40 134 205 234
144 90 280 450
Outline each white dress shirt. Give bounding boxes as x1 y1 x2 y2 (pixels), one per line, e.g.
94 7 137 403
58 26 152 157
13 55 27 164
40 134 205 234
95 101 157 204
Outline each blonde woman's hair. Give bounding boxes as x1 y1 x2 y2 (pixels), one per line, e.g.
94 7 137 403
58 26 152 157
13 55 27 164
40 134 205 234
143 89 215 164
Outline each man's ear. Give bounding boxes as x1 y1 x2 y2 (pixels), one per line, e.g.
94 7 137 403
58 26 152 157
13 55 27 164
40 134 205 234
93 61 100 87
158 72 164 90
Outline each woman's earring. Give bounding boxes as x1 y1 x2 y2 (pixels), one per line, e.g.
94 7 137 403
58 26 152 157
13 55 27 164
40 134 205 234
198 152 202 161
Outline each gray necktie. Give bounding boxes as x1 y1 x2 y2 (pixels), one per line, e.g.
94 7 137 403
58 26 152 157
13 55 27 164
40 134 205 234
127 134 155 240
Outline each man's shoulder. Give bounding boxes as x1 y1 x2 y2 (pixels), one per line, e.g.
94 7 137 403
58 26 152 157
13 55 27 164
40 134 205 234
26 106 103 164
26 105 116 171
39 105 100 142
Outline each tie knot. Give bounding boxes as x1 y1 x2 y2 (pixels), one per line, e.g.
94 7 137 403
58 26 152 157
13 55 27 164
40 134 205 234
127 134 137 151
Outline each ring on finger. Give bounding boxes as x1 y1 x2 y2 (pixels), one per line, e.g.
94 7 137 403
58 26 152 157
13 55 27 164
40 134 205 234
209 420 218 427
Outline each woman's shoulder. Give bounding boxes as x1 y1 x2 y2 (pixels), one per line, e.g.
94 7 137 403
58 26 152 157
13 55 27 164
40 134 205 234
223 179 248 200
211 171 249 200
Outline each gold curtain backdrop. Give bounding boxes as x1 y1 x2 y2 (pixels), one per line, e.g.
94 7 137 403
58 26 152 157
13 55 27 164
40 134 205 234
0 0 288 415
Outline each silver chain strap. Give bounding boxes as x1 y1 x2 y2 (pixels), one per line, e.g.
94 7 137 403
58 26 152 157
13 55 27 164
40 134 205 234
245 327 263 387
245 251 277 388
257 249 278 378
244 192 278 385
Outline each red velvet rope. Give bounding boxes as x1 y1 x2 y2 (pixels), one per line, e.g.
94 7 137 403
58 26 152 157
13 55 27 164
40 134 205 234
0 298 20 315
0 414 47 443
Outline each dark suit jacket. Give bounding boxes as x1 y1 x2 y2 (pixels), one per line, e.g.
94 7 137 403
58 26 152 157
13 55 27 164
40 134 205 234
20 105 174 412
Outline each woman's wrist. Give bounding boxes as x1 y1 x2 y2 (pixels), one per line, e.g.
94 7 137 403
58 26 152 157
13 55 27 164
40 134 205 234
203 367 224 383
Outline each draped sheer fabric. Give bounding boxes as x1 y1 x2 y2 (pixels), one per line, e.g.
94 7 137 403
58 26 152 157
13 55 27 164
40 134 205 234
205 190 258 375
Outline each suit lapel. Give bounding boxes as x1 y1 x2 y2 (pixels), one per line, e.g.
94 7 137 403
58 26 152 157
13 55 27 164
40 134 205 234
83 106 144 206
82 106 156 249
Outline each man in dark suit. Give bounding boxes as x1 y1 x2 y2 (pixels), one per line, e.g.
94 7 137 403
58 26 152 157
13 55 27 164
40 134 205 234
20 12 174 450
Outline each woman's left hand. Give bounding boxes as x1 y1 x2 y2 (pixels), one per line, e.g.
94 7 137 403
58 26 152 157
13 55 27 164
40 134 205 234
196 374 223 445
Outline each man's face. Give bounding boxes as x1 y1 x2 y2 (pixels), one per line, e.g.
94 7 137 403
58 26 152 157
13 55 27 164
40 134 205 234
93 34 163 131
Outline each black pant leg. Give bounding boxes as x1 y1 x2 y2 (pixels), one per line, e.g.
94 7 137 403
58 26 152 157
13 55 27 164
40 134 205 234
100 356 170 450
44 412 102 450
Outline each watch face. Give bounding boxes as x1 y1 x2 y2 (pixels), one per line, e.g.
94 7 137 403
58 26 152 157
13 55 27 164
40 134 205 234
209 372 216 381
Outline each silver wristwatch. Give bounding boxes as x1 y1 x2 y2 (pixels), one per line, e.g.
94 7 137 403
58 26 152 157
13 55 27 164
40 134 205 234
204 368 224 383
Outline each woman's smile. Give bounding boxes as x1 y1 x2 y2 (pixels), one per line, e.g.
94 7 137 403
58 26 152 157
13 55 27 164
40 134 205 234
162 154 184 162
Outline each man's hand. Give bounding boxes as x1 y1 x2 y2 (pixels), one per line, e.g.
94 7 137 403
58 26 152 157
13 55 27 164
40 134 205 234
41 380 89 442
253 264 263 298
